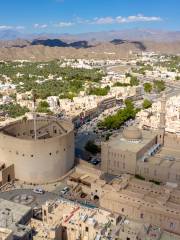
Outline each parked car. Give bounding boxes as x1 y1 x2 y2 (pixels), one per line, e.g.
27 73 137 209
60 187 69 195
33 187 45 194
90 158 101 165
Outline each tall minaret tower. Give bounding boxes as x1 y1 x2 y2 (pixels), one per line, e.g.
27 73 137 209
157 93 166 145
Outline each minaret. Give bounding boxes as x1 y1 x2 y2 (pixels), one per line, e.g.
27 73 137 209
157 93 166 145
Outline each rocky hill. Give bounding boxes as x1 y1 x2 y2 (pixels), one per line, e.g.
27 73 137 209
0 40 179 61
0 29 180 61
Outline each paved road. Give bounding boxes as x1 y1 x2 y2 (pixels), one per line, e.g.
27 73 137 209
0 189 58 208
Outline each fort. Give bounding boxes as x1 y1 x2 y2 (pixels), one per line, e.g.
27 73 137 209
0 118 74 184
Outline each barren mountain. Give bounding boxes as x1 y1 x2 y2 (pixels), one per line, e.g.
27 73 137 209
0 40 180 61
0 29 180 61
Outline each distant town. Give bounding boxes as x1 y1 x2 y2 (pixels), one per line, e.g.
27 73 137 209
0 49 180 240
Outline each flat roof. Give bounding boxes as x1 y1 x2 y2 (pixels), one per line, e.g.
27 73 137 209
146 146 180 169
108 129 157 153
0 227 12 238
0 198 31 224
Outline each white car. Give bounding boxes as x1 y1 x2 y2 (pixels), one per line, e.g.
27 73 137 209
33 187 45 194
60 187 69 195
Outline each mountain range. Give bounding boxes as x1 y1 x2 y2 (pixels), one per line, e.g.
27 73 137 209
1 28 180 42
0 29 180 61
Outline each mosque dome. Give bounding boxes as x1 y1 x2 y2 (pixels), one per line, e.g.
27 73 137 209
122 126 142 141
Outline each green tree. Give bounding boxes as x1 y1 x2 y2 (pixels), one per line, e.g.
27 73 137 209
153 80 165 93
36 101 51 113
142 99 152 109
125 99 134 109
89 86 110 96
143 82 152 93
98 99 137 130
113 82 130 87
130 76 139 86
0 103 29 118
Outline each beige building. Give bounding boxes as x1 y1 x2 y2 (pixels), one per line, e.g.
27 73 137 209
101 126 158 175
31 196 180 240
32 199 122 240
0 118 74 183
101 125 180 184
0 198 32 240
0 228 13 240
99 175 180 235
101 93 180 185
67 166 180 236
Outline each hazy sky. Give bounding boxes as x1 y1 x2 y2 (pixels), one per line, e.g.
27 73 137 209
0 0 179 33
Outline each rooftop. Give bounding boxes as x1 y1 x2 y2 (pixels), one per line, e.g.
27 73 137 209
108 128 157 153
0 198 31 225
101 176 180 219
0 198 32 238
0 227 12 239
145 147 180 168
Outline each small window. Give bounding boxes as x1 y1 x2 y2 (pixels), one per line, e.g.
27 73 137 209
140 213 144 219
170 222 175 229
85 227 88 232
31 154 34 157
49 152 52 156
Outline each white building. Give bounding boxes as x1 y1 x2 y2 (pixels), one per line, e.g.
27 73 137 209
138 94 180 133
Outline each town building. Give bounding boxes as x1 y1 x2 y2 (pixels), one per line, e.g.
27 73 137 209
0 198 32 240
99 175 180 235
67 165 180 237
0 227 13 240
137 94 180 134
31 195 180 240
101 93 180 185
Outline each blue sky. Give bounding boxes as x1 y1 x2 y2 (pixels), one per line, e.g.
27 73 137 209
0 0 180 33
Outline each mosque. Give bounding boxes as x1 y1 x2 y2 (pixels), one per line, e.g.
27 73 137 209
101 94 180 184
